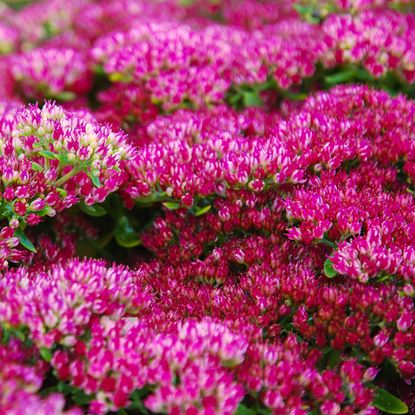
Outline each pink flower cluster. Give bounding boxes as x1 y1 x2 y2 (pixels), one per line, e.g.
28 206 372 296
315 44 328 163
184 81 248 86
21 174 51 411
323 9 415 82
10 47 91 101
182 0 297 30
1 0 415 120
0 0 414 414
0 101 132 267
125 85 415 204
91 19 325 111
0 0 415 118
0 338 80 415
0 258 379 414
138 187 415 379
296 0 413 16
285 166 415 281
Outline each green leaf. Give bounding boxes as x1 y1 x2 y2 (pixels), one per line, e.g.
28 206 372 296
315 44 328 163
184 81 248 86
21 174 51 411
42 20 56 39
38 385 59 397
293 3 321 23
115 216 141 248
235 404 256 415
327 349 341 369
243 91 263 107
355 68 374 82
89 174 101 188
54 91 76 102
163 202 180 210
39 347 52 362
282 90 308 101
228 92 242 105
57 382 92 406
319 237 337 249
109 72 132 83
135 192 168 206
8 326 26 342
325 69 357 86
129 388 151 413
194 205 211 216
93 64 107 76
72 389 93 406
15 228 37 253
376 274 391 283
57 188 68 197
13 328 26 342
54 153 69 164
34 207 52 217
5 0 33 10
323 259 337 278
1 325 26 343
39 150 57 160
293 4 312 14
373 387 408 414
1 327 10 344
31 162 43 172
79 201 107 217
318 347 336 371
57 381 72 394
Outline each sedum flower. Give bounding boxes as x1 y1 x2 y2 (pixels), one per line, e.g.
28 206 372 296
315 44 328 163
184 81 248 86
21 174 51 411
323 9 415 82
0 101 133 266
10 47 92 101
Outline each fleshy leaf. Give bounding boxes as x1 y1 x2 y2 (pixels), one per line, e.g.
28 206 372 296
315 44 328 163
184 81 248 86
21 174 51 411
115 216 141 248
90 173 101 188
31 162 43 172
235 404 256 415
39 347 52 362
15 228 37 253
163 202 180 210
38 150 57 160
327 349 341 369
373 387 408 414
194 205 211 216
80 201 107 217
243 91 263 107
54 91 76 102
324 259 337 278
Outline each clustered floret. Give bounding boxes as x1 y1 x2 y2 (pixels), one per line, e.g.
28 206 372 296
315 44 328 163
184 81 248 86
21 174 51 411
0 259 380 414
0 0 414 414
10 47 92 101
322 9 415 82
0 101 132 267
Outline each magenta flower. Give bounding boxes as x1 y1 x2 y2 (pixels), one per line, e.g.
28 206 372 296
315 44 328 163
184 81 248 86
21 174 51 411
0 101 133 266
10 48 92 101
0 0 413 412
323 9 415 82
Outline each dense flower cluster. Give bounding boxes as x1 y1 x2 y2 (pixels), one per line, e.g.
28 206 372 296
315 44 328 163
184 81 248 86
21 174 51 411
9 0 89 47
0 259 379 414
10 47 92 101
322 9 415 82
0 101 132 267
91 19 326 111
0 0 414 414
125 85 415 204
0 338 80 415
182 0 297 30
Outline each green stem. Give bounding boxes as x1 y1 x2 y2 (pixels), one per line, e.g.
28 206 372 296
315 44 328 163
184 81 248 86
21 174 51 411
318 238 337 249
54 167 82 187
